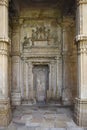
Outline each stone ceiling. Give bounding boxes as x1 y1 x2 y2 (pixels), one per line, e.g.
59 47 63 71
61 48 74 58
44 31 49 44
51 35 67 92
9 0 76 17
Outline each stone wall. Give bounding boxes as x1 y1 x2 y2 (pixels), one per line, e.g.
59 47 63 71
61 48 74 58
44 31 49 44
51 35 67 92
10 5 77 105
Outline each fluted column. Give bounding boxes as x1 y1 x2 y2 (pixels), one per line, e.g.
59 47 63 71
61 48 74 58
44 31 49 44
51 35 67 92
75 0 87 126
0 0 11 126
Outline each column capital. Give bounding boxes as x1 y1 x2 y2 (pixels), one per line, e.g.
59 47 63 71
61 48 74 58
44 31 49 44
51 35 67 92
77 0 87 5
0 0 8 7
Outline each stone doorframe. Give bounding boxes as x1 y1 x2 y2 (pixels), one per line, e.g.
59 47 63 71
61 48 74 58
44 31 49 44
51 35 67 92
19 56 58 103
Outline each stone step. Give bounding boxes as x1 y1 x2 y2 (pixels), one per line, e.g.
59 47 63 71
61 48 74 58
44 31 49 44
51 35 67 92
17 126 85 130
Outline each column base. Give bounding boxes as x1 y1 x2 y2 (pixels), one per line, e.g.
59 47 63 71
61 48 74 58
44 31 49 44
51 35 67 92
0 98 11 127
62 98 73 105
74 98 87 127
11 92 21 106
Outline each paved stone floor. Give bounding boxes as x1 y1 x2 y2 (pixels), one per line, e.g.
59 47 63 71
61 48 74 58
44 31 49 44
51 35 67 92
0 106 87 130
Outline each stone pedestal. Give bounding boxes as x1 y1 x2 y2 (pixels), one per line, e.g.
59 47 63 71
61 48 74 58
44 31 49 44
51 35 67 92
74 98 87 126
0 98 11 127
11 91 21 106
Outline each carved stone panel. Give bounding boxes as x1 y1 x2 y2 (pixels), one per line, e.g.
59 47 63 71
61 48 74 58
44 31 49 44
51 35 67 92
33 65 49 103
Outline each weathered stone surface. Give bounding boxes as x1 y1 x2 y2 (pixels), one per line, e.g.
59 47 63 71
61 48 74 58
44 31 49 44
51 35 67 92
10 3 77 106
0 99 11 127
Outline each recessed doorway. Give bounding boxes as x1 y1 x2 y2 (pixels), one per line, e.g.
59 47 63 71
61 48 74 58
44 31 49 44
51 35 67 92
33 65 49 103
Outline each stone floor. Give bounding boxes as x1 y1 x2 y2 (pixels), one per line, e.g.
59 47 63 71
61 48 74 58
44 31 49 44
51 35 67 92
0 105 87 130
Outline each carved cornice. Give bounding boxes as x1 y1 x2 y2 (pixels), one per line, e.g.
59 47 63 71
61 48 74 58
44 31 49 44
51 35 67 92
21 55 57 61
0 0 8 7
77 0 87 5
75 35 87 42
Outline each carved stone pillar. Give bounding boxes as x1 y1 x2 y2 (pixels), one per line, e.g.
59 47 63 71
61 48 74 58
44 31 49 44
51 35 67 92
75 0 87 126
11 56 21 105
0 0 11 126
11 19 21 106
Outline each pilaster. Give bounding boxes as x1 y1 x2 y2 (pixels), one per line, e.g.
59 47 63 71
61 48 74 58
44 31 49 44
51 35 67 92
75 0 87 126
0 0 11 126
11 19 21 106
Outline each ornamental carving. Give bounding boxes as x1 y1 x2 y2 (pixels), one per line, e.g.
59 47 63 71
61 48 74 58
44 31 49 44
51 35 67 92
77 42 87 54
76 35 87 42
77 0 87 5
31 27 50 41
0 0 8 7
22 26 52 50
22 36 31 50
22 26 60 50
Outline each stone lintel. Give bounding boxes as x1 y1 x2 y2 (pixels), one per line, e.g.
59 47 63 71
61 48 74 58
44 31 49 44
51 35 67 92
74 98 87 127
